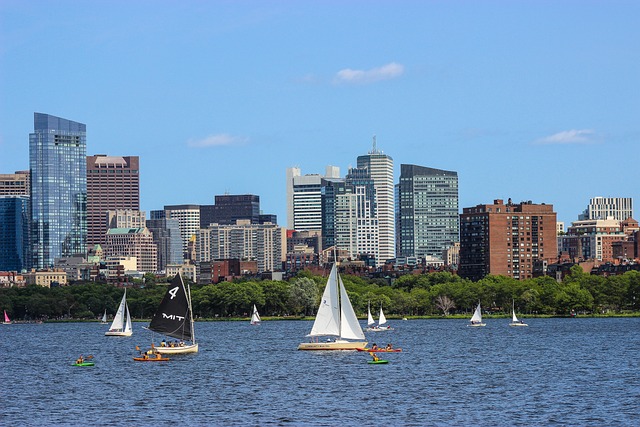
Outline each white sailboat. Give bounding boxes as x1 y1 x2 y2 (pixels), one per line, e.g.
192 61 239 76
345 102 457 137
250 304 261 325
298 263 368 350
509 301 528 327
100 310 108 324
105 289 133 336
468 302 486 327
365 304 393 331
150 273 198 354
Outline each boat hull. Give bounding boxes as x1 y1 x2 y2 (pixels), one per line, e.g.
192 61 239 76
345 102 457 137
105 330 132 336
467 323 486 327
364 327 394 332
509 323 528 327
72 362 95 366
133 357 170 362
367 360 389 364
155 343 199 354
298 340 368 351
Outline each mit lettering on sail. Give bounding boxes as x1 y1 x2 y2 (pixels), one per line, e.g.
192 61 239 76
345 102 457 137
162 313 185 321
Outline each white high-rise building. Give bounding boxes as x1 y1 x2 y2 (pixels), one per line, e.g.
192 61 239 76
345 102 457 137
357 137 395 264
160 204 200 260
578 197 633 222
286 166 340 231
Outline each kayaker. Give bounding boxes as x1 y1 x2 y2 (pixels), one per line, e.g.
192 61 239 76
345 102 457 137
386 343 393 350
369 352 379 362
76 355 84 364
371 343 378 350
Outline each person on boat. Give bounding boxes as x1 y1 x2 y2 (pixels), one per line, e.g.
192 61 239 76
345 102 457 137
371 343 378 350
386 343 393 350
161 339 166 347
369 352 379 362
76 355 84 364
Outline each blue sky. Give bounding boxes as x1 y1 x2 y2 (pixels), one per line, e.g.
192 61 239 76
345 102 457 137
1 1 638 227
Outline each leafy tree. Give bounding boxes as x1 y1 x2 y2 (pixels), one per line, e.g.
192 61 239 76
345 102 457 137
289 277 318 316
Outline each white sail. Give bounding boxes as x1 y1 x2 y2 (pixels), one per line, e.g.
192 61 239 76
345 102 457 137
378 306 387 326
470 303 483 324
338 274 366 340
512 309 519 323
110 290 127 331
101 310 107 323
367 303 375 326
124 303 132 333
251 304 261 325
307 264 340 337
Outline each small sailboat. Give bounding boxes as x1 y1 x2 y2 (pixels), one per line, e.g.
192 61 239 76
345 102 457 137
298 263 368 350
250 304 261 325
100 310 108 324
149 273 198 354
365 303 393 331
3 310 12 325
105 289 133 336
468 302 486 327
509 301 528 327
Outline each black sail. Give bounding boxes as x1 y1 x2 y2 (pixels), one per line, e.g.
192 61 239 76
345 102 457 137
148 273 193 341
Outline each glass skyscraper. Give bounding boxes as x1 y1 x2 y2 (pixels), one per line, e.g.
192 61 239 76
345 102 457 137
397 164 459 259
0 196 30 271
29 113 87 268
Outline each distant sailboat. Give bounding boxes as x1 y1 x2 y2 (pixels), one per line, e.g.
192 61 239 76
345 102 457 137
250 304 261 325
150 273 198 354
105 289 133 336
509 301 528 327
298 263 368 350
365 303 393 331
100 310 108 324
3 310 12 325
468 302 486 327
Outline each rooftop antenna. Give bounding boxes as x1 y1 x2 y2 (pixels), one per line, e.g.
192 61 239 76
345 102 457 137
371 135 378 154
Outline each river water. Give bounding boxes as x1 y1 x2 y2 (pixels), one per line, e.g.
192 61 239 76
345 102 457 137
1 318 638 426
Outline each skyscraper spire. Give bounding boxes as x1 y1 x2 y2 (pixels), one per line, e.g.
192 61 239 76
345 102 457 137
370 135 379 154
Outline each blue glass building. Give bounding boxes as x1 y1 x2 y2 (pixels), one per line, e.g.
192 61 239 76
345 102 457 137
29 113 87 268
0 196 30 271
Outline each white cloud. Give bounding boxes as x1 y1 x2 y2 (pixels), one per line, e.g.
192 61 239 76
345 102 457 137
187 133 248 148
334 62 404 84
534 129 597 145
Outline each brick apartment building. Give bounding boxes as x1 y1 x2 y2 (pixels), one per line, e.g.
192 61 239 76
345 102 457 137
459 199 557 281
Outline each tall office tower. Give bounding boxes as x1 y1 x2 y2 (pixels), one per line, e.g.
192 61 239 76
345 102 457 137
147 217 183 272
345 168 379 264
200 194 260 228
30 113 87 269
459 199 557 281
197 220 283 273
578 197 633 221
397 164 459 259
0 196 30 271
159 205 200 260
320 177 347 251
320 169 380 265
357 137 395 264
0 171 30 196
0 172 30 271
86 155 140 247
286 166 340 231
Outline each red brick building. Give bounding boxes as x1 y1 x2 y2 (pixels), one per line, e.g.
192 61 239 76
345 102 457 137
459 199 557 281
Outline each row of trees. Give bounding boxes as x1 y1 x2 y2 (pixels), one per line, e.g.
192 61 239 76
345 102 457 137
1 266 639 321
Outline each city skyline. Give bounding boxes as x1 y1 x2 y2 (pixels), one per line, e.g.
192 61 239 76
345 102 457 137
1 2 638 227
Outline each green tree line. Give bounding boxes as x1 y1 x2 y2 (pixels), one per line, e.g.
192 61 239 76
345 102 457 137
1 266 639 321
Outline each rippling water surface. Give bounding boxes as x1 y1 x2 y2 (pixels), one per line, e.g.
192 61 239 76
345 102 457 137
2 318 639 426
